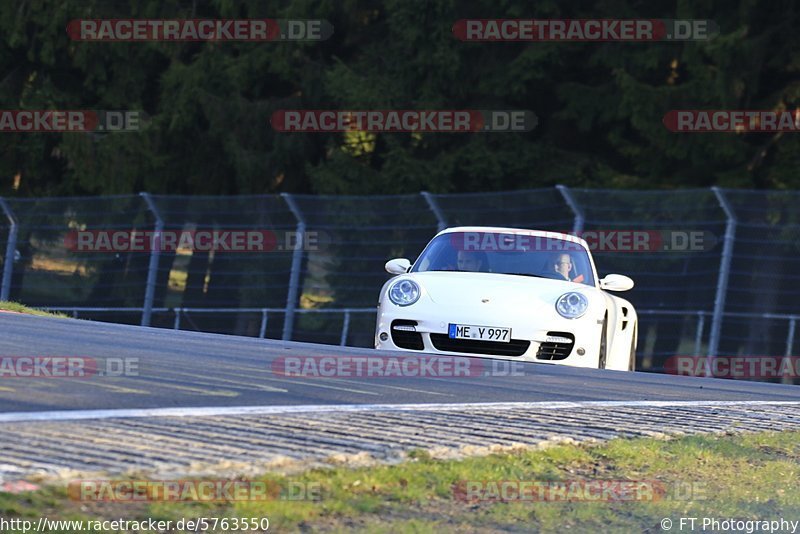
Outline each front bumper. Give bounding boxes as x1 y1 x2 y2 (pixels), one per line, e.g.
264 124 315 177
374 309 603 368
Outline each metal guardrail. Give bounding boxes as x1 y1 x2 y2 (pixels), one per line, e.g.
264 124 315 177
41 306 799 357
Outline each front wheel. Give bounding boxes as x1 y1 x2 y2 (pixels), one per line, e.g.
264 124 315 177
598 316 608 369
627 325 637 371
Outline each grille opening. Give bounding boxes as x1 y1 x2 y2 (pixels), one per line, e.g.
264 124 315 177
429 334 530 356
391 320 424 350
536 331 575 360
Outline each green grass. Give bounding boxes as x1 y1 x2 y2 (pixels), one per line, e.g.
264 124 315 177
0 301 68 318
2 430 799 533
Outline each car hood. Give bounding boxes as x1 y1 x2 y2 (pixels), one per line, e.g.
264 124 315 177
410 271 594 307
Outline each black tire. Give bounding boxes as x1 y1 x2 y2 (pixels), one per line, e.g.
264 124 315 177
598 316 608 369
627 325 637 371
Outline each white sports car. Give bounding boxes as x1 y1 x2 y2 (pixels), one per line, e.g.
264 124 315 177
374 227 638 370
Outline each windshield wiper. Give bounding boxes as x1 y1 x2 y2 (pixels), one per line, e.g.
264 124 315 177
429 269 485 273
503 272 551 279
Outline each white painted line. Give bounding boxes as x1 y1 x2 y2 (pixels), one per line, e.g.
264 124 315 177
0 400 798 423
256 376 380 396
320 378 454 397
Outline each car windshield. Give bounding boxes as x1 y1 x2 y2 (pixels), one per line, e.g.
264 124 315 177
411 231 595 286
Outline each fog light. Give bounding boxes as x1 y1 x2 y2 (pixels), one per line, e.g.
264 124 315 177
577 347 585 356
380 332 388 341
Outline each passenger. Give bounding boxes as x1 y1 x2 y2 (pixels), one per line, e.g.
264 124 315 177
457 250 489 272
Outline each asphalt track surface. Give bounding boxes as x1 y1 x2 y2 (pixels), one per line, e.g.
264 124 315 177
1 312 799 415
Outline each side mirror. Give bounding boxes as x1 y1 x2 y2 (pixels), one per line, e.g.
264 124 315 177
385 258 411 275
600 274 634 292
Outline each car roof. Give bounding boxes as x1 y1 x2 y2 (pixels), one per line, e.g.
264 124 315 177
436 226 590 249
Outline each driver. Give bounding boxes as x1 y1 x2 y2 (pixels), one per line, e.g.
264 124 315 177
552 252 584 283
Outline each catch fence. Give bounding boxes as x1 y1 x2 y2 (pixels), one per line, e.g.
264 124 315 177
1 187 797 374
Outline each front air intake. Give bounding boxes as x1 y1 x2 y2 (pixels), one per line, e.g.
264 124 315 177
536 332 575 360
391 320 424 350
429 334 530 356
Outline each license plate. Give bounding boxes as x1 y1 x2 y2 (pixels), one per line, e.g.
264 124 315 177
448 323 511 342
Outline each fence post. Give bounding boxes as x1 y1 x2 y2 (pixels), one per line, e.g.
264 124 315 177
708 187 736 359
139 192 163 327
340 309 351 346
421 191 447 231
0 198 18 302
281 193 306 341
693 311 705 356
556 185 584 234
259 309 269 338
783 317 796 384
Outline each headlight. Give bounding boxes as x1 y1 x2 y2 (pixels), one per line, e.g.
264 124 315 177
556 292 588 319
388 279 421 306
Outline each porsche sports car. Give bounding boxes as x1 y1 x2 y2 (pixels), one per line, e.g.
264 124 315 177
374 227 638 370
